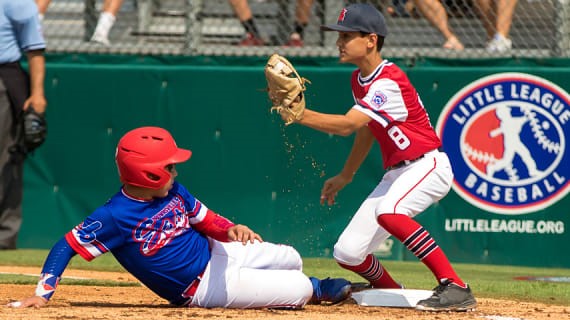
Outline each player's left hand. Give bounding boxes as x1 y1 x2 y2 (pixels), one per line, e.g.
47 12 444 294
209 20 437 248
228 224 263 245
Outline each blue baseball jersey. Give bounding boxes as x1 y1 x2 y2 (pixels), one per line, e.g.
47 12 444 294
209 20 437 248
0 0 45 64
64 182 211 305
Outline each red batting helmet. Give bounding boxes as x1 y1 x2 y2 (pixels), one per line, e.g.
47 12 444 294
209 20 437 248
115 126 192 189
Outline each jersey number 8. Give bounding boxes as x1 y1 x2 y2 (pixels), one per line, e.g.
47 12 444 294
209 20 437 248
388 126 410 150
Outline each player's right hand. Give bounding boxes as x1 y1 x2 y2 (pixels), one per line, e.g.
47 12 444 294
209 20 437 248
6 296 48 308
320 174 351 206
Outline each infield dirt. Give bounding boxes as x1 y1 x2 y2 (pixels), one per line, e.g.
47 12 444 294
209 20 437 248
1 266 569 320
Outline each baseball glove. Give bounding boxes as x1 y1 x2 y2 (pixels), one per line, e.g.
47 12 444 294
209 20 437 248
22 107 47 152
264 54 310 125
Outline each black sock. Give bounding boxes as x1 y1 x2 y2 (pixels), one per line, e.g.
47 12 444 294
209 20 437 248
242 19 259 37
294 22 307 39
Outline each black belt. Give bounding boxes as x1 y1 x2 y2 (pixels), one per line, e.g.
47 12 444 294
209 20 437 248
389 146 444 170
0 61 20 68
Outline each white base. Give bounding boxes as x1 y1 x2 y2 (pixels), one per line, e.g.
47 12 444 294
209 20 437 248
351 289 434 308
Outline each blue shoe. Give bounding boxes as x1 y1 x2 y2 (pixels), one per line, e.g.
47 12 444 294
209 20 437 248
309 277 352 304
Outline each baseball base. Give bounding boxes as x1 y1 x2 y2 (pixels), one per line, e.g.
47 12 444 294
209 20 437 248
351 289 433 308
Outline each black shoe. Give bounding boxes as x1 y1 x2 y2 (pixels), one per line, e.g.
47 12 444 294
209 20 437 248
350 282 372 292
415 280 477 311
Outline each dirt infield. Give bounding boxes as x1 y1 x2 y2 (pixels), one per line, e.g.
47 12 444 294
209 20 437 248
1 266 569 320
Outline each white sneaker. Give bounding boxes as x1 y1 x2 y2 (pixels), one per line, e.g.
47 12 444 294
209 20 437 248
90 33 111 46
486 34 512 53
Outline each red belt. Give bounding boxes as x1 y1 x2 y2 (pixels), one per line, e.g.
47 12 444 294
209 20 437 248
181 271 204 302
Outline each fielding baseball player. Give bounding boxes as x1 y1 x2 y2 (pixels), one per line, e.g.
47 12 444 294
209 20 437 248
270 3 477 312
9 126 351 309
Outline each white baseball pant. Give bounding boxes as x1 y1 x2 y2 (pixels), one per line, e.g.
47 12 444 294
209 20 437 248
191 239 313 308
333 150 454 265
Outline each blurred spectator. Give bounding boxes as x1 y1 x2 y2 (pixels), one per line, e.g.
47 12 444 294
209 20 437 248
386 0 417 18
0 0 47 249
89 0 125 45
412 0 464 51
288 0 314 47
35 0 49 23
228 0 315 46
384 0 462 50
474 0 518 52
35 0 124 45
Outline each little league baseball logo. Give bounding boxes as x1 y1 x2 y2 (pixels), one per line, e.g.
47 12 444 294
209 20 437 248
436 73 570 214
371 91 387 110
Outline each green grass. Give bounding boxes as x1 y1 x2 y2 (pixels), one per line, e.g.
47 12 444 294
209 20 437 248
0 274 139 287
1 250 569 306
305 258 570 306
0 249 135 287
0 249 126 272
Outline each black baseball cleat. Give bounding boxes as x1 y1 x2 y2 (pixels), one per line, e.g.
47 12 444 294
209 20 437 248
415 280 477 311
350 282 372 292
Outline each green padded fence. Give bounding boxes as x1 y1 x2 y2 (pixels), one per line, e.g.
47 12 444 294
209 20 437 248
19 55 570 267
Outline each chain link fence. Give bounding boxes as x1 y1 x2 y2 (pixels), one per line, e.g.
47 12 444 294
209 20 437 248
41 0 570 58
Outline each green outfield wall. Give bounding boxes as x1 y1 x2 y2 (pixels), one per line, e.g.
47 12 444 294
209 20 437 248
19 55 570 268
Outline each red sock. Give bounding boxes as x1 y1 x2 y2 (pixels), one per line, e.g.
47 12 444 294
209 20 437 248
377 214 466 287
337 254 401 288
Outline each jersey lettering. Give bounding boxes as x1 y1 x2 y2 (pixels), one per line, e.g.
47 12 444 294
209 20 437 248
76 221 102 244
387 126 410 150
133 195 191 256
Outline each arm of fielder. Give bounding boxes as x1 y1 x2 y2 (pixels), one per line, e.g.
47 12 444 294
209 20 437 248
321 127 375 205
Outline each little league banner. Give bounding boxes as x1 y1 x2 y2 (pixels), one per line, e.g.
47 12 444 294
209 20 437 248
433 72 570 267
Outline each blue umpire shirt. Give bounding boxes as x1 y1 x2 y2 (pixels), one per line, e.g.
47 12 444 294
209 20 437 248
0 0 45 64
